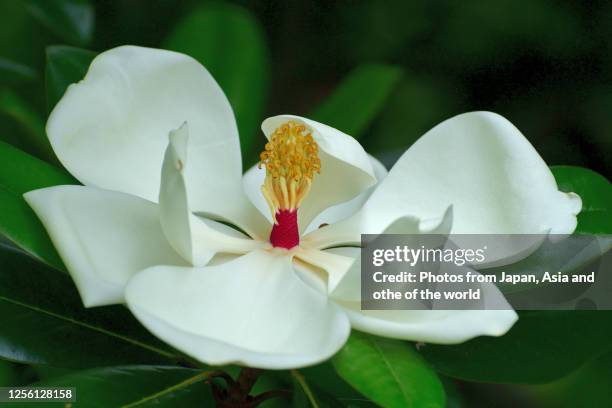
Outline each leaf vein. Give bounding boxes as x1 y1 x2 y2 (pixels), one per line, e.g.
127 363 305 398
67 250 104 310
0 295 175 360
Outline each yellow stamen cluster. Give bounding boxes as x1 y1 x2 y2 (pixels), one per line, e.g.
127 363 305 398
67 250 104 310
259 120 321 223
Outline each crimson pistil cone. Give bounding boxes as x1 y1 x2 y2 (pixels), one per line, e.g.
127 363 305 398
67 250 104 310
270 209 299 249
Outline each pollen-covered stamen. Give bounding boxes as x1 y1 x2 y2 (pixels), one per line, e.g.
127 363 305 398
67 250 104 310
259 120 320 249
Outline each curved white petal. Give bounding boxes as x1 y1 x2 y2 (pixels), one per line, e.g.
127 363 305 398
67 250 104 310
343 307 517 344
243 155 387 231
159 124 265 266
47 45 268 239
353 111 581 235
241 164 272 224
24 186 187 307
305 155 387 234
303 205 453 250
125 250 350 369
327 249 517 343
261 115 376 232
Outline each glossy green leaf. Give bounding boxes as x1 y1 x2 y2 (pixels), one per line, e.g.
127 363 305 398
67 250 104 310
3 366 214 407
164 3 269 165
0 58 38 85
45 45 96 112
551 165 611 234
31 365 74 382
332 332 445 408
0 141 75 270
299 363 376 407
0 89 55 162
25 0 94 46
0 243 180 368
420 310 612 384
311 64 402 138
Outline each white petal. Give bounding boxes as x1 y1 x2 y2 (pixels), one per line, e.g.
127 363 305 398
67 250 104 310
325 227 452 304
47 45 268 238
325 247 362 303
327 249 517 344
342 307 518 344
159 124 265 266
241 164 272 223
125 250 350 369
294 247 356 294
352 111 581 235
243 155 387 230
261 115 376 232
24 186 187 307
303 205 453 250
304 155 388 233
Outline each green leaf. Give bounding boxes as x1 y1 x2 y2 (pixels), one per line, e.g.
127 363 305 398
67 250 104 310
164 2 270 165
292 370 322 408
0 141 75 270
25 0 94 46
291 370 344 408
525 349 612 408
0 244 180 368
0 359 18 386
299 364 377 407
45 45 96 112
0 89 55 162
311 64 402 138
332 332 445 408
0 58 38 85
420 310 612 384
440 377 465 408
3 366 214 407
551 166 611 234
366 76 462 159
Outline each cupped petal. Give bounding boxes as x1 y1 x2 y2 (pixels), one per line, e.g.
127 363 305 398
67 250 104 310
125 250 350 369
261 115 376 232
243 155 387 231
24 186 187 307
159 124 266 266
305 155 388 234
47 45 268 238
350 111 580 235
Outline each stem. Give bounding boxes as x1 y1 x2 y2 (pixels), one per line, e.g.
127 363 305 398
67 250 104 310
212 367 266 408
230 368 262 401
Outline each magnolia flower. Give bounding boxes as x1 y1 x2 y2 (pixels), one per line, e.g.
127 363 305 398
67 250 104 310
25 46 581 369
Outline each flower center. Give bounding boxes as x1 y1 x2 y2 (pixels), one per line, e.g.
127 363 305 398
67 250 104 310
259 120 320 249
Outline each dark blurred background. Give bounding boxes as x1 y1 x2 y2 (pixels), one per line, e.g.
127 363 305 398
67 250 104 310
0 1 610 406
